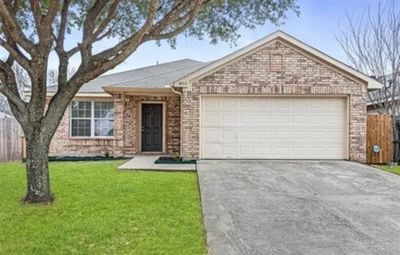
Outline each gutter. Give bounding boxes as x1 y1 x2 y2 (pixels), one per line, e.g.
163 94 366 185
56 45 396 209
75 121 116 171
171 86 184 156
102 86 175 94
25 92 113 98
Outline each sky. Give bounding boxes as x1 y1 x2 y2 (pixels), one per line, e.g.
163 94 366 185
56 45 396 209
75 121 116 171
63 0 398 75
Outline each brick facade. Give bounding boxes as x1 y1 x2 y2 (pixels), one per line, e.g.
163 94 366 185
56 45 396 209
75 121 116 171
50 39 369 162
49 94 181 157
49 101 115 156
181 39 368 162
112 94 180 156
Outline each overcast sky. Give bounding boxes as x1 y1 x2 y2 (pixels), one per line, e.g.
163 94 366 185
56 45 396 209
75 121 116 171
67 0 398 75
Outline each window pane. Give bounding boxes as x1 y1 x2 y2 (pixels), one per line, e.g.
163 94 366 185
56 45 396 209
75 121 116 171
71 101 91 118
94 102 114 118
71 119 91 136
94 119 114 137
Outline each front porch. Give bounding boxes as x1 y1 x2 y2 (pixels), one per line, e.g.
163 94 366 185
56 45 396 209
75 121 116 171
111 91 181 158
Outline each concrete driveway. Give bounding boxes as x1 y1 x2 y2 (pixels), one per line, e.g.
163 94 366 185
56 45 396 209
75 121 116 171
197 160 400 255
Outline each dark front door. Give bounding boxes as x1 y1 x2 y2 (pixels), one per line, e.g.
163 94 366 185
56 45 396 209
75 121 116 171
141 103 163 152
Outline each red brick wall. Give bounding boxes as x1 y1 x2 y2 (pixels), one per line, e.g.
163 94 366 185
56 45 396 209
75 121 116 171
49 100 114 156
113 94 181 156
181 39 368 162
49 94 181 157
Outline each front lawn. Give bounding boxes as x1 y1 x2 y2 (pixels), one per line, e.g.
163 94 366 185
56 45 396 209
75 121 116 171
378 165 400 176
0 161 206 255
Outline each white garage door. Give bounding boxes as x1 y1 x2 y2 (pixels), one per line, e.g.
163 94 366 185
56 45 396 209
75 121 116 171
200 97 348 159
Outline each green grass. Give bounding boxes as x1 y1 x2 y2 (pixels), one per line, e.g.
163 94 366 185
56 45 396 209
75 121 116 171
0 161 206 255
378 165 400 176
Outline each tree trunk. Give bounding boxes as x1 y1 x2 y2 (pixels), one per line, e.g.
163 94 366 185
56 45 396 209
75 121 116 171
23 132 53 204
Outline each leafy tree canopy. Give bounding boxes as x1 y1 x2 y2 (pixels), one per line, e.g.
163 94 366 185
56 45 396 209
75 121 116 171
11 0 298 45
0 0 298 204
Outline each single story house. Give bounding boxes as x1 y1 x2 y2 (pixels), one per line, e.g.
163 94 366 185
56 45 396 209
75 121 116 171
42 31 382 162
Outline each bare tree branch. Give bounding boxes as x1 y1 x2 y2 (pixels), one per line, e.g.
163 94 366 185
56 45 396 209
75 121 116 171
337 0 400 161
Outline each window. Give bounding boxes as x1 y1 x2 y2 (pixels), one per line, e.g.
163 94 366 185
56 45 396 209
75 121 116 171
94 102 114 136
70 101 114 137
71 101 92 137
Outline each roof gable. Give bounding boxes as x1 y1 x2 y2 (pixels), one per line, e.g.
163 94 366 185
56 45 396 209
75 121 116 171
174 30 382 90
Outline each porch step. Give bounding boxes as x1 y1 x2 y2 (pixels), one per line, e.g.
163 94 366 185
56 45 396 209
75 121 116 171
118 155 196 171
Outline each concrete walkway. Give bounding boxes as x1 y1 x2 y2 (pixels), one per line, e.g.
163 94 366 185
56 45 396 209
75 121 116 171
118 155 196 171
197 160 400 255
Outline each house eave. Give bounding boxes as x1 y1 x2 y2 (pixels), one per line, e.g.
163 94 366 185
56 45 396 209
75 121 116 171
102 86 178 96
25 91 113 98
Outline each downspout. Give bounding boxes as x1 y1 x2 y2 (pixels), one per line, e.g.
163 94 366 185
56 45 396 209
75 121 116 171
122 92 126 157
171 86 183 156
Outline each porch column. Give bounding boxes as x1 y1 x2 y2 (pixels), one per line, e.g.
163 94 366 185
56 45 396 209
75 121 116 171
113 93 125 157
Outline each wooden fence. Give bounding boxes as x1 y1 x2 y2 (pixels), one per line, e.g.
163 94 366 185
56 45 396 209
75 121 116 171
367 114 393 164
0 118 23 161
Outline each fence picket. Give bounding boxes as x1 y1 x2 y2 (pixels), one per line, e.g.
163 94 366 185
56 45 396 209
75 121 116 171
0 118 22 161
367 114 393 164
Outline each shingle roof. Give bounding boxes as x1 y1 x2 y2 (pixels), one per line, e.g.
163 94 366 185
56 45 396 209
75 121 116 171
47 59 207 93
367 73 399 104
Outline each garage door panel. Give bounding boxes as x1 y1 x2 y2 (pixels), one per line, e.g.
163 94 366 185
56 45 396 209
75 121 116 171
201 97 347 159
256 100 273 108
202 144 220 158
239 146 255 156
222 146 237 157
275 115 290 124
292 115 308 124
239 115 256 124
202 130 220 142
258 115 273 123
238 131 256 140
222 98 237 108
239 98 256 108
203 114 220 125
204 98 220 109
223 114 237 123
222 131 236 140
275 100 290 108
258 131 272 139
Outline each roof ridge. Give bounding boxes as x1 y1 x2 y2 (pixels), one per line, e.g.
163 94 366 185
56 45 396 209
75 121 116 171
99 58 203 79
43 59 203 89
110 61 206 86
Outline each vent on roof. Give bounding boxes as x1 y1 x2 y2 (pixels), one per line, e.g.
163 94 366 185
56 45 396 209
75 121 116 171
269 54 283 71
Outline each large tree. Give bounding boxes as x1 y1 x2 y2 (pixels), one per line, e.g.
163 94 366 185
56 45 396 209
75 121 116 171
0 0 298 203
336 0 400 162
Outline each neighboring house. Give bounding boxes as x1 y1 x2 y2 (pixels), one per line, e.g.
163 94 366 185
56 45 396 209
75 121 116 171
29 31 382 162
367 73 399 114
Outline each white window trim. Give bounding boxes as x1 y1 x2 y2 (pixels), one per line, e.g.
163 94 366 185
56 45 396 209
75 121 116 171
69 100 115 139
